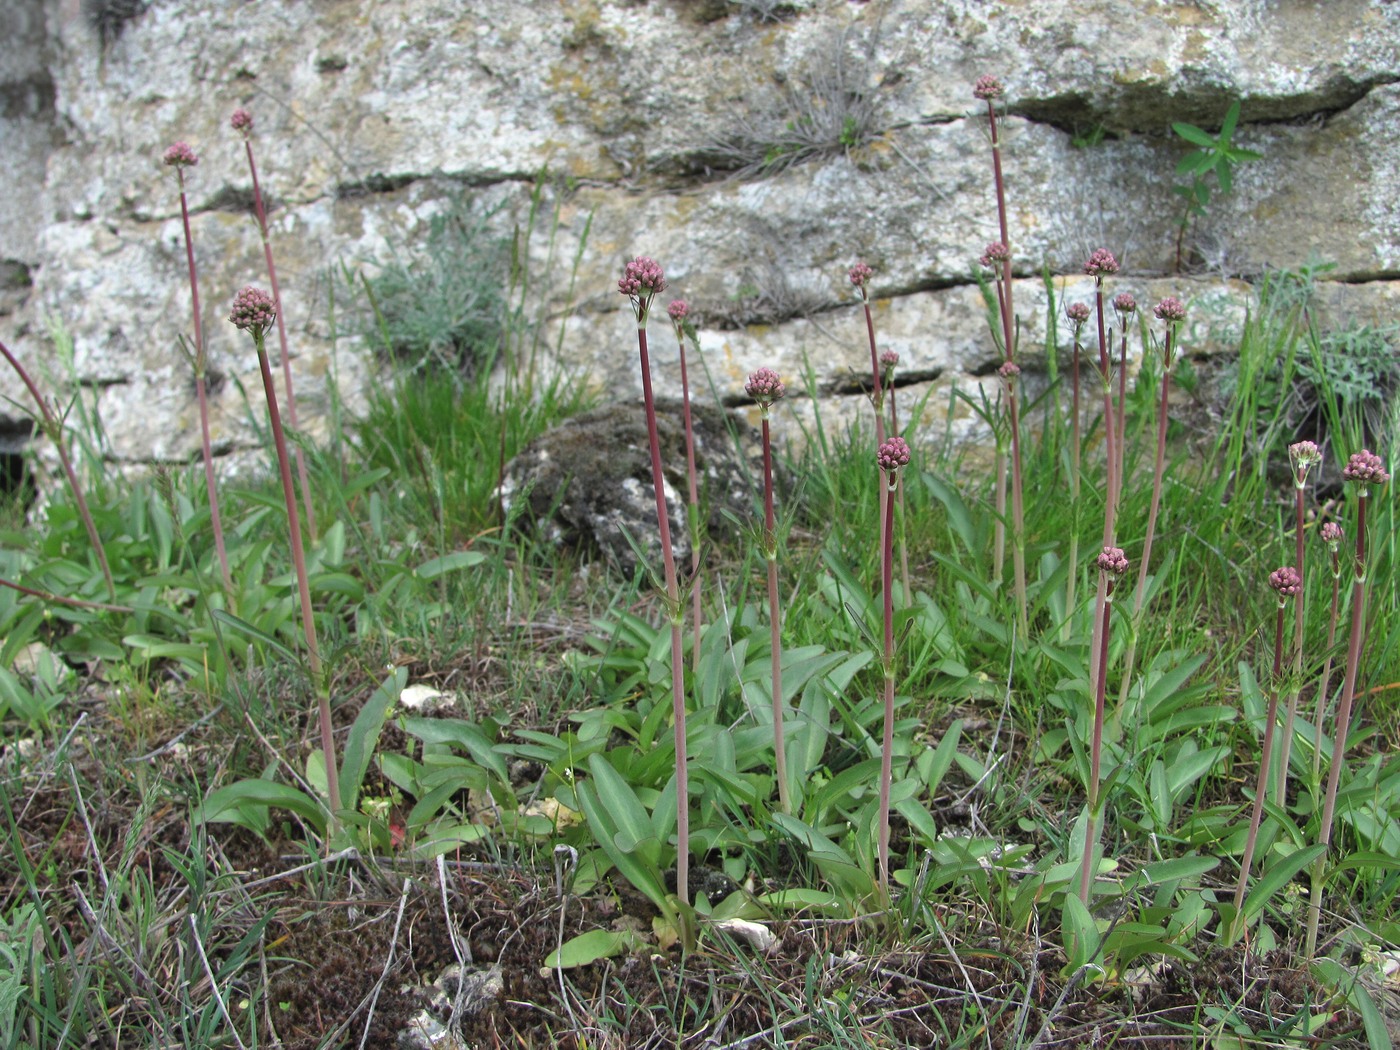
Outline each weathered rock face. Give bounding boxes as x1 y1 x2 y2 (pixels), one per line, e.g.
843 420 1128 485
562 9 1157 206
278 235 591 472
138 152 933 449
1 0 1397 473
499 397 766 574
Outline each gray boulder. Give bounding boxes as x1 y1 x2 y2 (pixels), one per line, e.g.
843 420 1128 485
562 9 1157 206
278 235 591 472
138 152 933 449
499 398 766 575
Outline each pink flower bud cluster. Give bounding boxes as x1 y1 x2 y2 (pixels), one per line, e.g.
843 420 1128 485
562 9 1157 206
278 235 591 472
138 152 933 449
973 75 1004 100
1083 248 1119 279
744 367 785 405
876 436 911 474
879 350 899 370
1320 521 1344 548
998 360 1021 379
1065 302 1091 326
1113 293 1137 315
163 141 199 168
230 108 254 134
1268 566 1303 597
228 286 277 334
667 300 688 322
1154 297 1186 323
1096 546 1128 576
1342 449 1390 485
618 256 667 298
848 261 873 288
980 242 1010 269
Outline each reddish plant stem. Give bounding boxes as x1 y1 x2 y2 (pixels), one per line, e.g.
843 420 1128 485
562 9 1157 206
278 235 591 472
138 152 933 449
987 100 1028 640
1087 284 1116 699
636 320 689 906
1311 548 1343 785
175 168 233 594
244 137 317 542
1062 330 1083 642
0 576 132 612
761 414 790 814
0 340 115 600
1277 483 1308 806
1119 327 1176 704
254 328 341 818
1307 490 1373 957
877 475 898 896
1232 598 1288 932
889 384 911 605
677 333 703 675
1080 577 1116 904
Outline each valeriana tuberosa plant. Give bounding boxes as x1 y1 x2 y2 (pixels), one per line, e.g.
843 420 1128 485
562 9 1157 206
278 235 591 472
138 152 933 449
1277 440 1322 805
668 299 704 674
975 73 1029 640
164 141 232 595
747 367 790 814
875 436 911 898
620 257 690 906
1119 296 1185 705
0 341 115 600
229 287 341 819
1230 566 1301 941
1081 545 1127 904
1306 449 1390 957
232 108 317 541
1311 521 1345 785
1062 301 1091 641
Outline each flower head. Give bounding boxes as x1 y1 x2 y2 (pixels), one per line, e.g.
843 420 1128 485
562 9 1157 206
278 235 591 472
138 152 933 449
618 256 666 297
1112 292 1137 316
667 299 688 323
973 75 1004 101
1320 521 1344 550
1342 449 1390 486
1066 301 1091 327
997 360 1021 379
1153 296 1187 324
230 108 254 135
228 286 277 336
879 349 899 383
980 241 1010 270
1289 440 1322 484
848 261 873 289
1268 566 1303 598
163 141 198 168
745 366 785 407
1083 248 1119 280
876 436 911 475
1096 546 1129 576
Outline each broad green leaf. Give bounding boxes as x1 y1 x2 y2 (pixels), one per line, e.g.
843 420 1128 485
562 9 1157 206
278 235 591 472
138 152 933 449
403 717 509 782
340 668 406 811
1242 845 1326 921
544 928 645 969
414 550 487 579
211 610 300 664
199 779 327 834
1172 122 1217 148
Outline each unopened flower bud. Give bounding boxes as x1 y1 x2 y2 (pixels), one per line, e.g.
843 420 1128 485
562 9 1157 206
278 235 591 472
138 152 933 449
1153 297 1187 324
973 75 1004 101
163 141 198 168
230 108 254 134
745 367 785 406
228 286 277 335
1342 449 1390 486
1084 249 1119 279
1268 566 1302 597
877 436 911 475
1096 546 1128 576
848 261 873 288
980 242 1010 269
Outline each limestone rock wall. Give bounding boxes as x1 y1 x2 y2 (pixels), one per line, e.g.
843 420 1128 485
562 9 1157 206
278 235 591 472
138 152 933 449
2 0 1397 470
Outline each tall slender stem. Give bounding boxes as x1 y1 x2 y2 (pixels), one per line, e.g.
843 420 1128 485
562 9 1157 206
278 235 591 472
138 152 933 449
243 134 317 542
676 325 703 675
1306 487 1374 957
0 340 115 600
761 414 789 814
1277 482 1308 806
175 164 233 595
253 326 340 818
636 316 688 906
877 476 898 895
1232 596 1289 936
1080 567 1118 904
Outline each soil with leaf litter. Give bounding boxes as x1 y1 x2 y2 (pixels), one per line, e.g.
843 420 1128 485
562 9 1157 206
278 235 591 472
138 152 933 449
3 689 1374 1050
